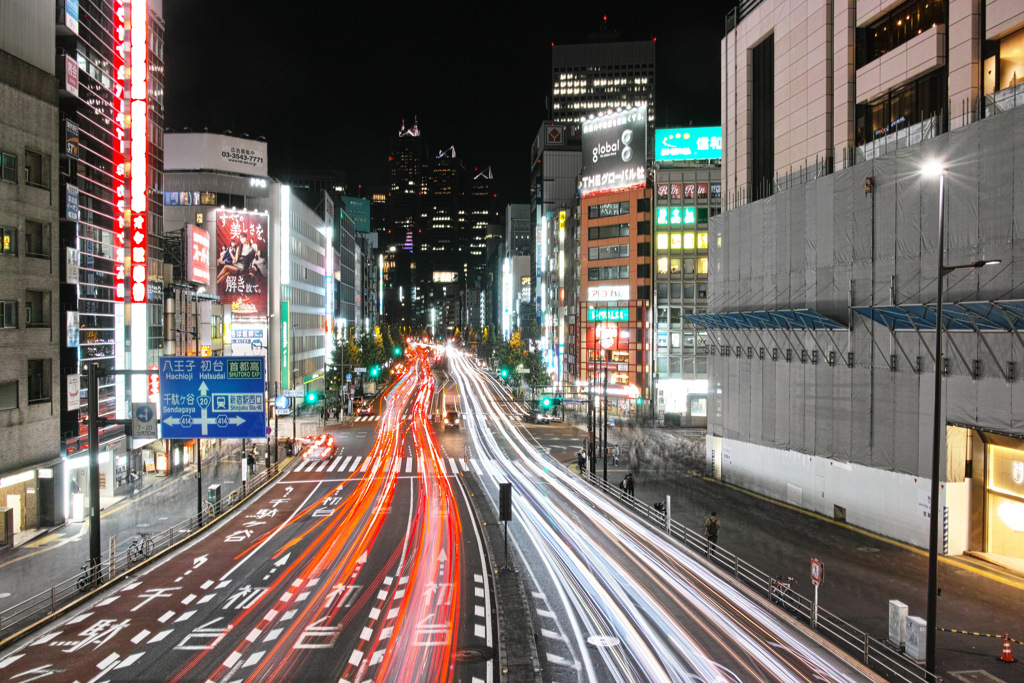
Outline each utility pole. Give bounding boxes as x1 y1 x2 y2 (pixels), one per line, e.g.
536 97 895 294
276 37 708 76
603 349 609 483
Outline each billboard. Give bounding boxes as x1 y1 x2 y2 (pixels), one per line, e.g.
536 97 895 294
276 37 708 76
581 106 647 196
186 225 211 286
216 210 269 318
164 133 269 177
341 196 372 233
655 127 723 161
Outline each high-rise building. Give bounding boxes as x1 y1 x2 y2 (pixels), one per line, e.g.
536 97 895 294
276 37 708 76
713 0 1024 561
56 0 165 505
0 5 63 530
551 36 656 148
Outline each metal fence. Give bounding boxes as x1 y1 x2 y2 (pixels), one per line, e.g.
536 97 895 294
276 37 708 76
0 464 280 645
580 469 938 683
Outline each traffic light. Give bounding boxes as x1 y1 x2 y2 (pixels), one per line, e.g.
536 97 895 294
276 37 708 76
306 391 319 403
370 366 380 377
541 397 553 409
500 368 509 379
635 396 643 406
393 347 401 356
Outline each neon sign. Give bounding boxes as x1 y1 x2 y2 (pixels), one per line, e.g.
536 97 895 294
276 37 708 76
128 0 147 303
112 0 127 301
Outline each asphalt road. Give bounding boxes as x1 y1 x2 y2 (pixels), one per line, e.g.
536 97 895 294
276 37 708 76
0 352 494 682
445 348 881 683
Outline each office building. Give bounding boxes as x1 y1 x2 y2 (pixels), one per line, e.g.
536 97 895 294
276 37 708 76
712 0 1024 560
0 6 62 531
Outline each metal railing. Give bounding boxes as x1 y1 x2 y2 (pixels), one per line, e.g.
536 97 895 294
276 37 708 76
579 469 937 683
0 463 280 644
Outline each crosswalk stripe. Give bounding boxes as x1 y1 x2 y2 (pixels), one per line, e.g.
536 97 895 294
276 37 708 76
471 459 482 475
459 458 469 472
405 457 412 473
339 456 352 471
447 457 457 474
315 459 329 472
349 457 362 472
327 456 342 472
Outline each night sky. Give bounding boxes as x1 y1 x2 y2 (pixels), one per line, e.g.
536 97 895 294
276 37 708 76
163 3 735 204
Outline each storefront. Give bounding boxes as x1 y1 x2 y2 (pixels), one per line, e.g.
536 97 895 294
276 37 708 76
985 439 1024 560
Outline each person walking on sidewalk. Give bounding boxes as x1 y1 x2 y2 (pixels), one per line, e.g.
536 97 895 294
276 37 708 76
577 450 586 474
624 473 635 497
704 511 721 558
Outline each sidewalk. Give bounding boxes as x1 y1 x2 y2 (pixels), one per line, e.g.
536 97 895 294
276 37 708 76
556 446 1024 682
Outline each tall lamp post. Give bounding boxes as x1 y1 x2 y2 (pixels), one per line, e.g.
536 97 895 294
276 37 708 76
922 162 1000 676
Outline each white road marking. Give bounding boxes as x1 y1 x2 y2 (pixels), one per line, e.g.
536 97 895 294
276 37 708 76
243 651 264 667
96 653 119 669
158 611 176 623
131 630 151 644
116 653 145 669
349 457 362 472
327 457 342 472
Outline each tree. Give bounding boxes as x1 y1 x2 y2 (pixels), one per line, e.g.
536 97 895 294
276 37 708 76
358 330 386 380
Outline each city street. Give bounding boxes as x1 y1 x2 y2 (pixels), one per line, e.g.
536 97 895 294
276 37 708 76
0 351 493 682
444 348 879 682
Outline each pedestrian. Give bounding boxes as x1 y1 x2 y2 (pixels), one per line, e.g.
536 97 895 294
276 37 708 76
704 511 721 558
247 452 255 475
625 473 634 497
577 450 585 474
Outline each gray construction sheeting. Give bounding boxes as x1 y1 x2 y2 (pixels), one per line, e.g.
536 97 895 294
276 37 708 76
709 103 1024 477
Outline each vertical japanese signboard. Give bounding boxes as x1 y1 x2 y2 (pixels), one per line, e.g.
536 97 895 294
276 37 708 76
215 210 269 318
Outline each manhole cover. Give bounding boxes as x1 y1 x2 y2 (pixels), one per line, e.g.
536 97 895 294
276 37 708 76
857 547 880 553
587 635 621 648
455 646 493 662
0 592 11 599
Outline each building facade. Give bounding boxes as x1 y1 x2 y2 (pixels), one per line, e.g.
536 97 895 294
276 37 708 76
713 0 1024 560
0 8 63 532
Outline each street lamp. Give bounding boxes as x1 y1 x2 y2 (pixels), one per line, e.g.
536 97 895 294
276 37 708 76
922 163 1000 676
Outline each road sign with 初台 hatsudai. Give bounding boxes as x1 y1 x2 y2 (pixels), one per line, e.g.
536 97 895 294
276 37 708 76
159 356 266 439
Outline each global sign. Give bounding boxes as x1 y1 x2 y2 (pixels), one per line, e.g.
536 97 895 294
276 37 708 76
655 127 723 161
588 308 630 322
581 106 648 196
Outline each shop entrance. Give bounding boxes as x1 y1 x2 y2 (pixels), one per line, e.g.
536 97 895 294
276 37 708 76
6 495 21 534
984 440 1024 561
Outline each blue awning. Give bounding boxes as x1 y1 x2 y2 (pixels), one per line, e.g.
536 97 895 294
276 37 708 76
682 309 845 330
851 300 1024 331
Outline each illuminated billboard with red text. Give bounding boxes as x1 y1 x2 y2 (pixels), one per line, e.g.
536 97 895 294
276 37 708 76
580 106 647 196
187 225 211 286
216 210 268 317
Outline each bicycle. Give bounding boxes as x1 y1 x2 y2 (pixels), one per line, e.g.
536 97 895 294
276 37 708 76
128 532 154 564
769 575 795 607
76 561 103 593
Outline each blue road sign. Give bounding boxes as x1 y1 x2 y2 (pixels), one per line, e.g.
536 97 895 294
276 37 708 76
159 356 266 439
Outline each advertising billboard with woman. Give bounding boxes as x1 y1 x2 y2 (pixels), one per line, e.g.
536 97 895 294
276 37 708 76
215 209 269 317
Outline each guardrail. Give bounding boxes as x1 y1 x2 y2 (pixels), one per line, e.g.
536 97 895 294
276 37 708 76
0 463 281 645
579 469 938 683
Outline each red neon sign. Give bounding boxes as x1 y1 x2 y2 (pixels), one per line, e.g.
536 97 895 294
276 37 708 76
128 0 147 303
112 0 127 301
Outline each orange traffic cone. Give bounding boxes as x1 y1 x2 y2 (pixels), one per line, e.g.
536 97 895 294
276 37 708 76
1000 634 1016 663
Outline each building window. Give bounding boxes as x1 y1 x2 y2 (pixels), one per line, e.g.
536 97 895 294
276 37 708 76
588 224 629 240
27 359 51 404
855 72 943 145
25 290 50 328
657 257 669 275
637 220 650 235
636 197 651 212
683 258 695 275
1 226 15 254
752 35 775 201
697 257 709 274
25 220 50 258
588 265 628 280
24 149 49 189
637 263 651 279
670 259 682 274
856 0 945 68
587 201 630 220
588 244 629 260
656 233 669 250
636 285 650 300
697 283 708 300
697 232 709 250
1 300 17 328
1 152 16 183
637 242 650 257
0 381 17 410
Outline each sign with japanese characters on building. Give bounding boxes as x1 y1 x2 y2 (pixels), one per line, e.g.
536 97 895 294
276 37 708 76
580 106 647 196
215 210 268 318
655 126 723 161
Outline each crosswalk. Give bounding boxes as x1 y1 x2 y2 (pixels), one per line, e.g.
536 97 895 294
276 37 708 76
353 415 379 422
292 454 485 476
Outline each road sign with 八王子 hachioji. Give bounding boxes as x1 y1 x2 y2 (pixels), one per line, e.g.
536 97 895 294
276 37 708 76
159 356 266 439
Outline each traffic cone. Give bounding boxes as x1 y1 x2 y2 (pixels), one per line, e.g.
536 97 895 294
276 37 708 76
1000 634 1016 663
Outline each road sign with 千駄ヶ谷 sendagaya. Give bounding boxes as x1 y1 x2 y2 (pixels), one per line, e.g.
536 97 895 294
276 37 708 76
159 356 266 439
